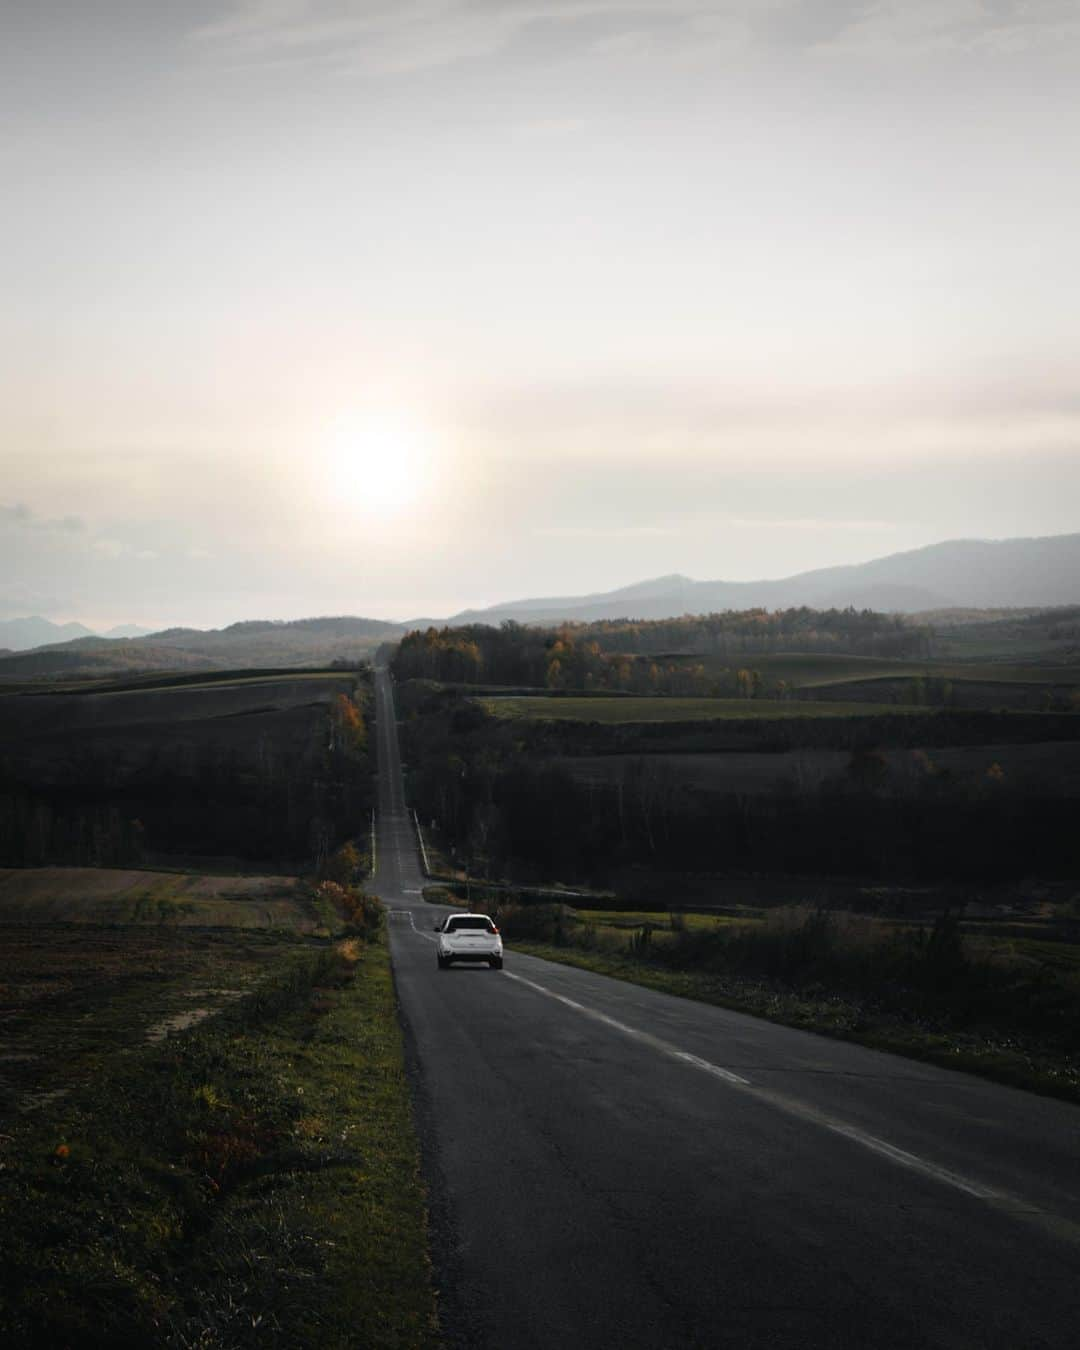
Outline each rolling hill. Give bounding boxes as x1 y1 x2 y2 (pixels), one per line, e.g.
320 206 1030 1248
0 616 405 678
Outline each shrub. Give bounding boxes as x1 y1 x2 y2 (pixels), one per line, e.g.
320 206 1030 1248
312 882 384 939
320 841 361 885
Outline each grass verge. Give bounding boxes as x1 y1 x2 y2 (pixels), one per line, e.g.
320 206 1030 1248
0 931 436 1349
507 940 1080 1105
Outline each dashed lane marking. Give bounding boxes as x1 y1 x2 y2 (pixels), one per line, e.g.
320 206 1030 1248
498 970 1077 1228
503 970 749 1086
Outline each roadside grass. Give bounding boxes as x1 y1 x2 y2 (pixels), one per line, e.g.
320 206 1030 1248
479 696 928 723
499 905 1080 1105
0 928 437 1349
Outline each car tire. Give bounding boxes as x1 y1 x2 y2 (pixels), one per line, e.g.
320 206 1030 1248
437 955 449 970
490 957 503 970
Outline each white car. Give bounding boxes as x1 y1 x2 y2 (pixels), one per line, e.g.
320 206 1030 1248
434 913 504 970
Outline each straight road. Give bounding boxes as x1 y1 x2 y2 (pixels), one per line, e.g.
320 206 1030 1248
371 664 1080 1349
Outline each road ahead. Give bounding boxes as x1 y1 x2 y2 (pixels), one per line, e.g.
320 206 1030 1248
371 665 1080 1350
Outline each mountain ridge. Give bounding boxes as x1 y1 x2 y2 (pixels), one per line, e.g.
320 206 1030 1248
428 532 1080 627
2 532 1077 675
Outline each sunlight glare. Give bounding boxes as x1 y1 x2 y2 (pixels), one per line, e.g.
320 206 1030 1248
326 409 432 516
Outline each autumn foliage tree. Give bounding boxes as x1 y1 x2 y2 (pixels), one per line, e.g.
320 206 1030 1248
392 607 923 697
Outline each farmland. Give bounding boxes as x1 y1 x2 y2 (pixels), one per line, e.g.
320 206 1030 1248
396 609 1080 893
0 656 437 1346
478 694 925 722
684 651 1080 689
0 865 313 928
0 875 436 1347
0 668 373 870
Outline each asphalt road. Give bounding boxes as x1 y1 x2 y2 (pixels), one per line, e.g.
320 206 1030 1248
371 666 1080 1350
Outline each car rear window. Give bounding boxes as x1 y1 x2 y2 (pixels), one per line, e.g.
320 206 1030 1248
446 916 495 932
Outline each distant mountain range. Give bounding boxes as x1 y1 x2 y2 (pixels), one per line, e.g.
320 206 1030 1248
1 532 1077 677
0 616 98 651
435 532 1080 626
0 616 404 677
0 617 153 652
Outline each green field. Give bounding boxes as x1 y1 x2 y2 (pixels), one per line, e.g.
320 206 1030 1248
479 695 929 722
91 669 353 695
0 667 353 696
685 652 1080 688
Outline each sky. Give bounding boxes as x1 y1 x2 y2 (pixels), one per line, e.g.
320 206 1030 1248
2 1 1079 628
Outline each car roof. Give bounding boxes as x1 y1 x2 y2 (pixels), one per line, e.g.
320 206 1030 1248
445 912 493 921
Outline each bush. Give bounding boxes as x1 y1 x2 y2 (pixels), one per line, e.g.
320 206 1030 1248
312 882 384 939
494 901 577 944
320 841 362 885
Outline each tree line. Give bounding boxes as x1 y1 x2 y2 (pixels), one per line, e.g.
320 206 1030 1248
392 607 929 694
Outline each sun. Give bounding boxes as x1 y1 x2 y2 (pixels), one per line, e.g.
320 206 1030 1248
326 409 431 515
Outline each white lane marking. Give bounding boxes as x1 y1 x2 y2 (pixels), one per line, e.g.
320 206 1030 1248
812 1117 995 1200
502 970 1008 1207
391 910 438 943
504 971 749 1085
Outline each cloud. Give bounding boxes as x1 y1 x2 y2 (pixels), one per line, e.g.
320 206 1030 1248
189 0 1080 76
91 538 126 559
515 116 587 136
0 503 85 533
0 580 67 619
533 524 675 538
721 516 901 532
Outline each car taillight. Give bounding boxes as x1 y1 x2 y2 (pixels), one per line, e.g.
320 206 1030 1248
491 926 500 935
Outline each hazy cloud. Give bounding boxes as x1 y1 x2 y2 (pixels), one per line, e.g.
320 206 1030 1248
721 516 902 533
191 0 1080 74
1 503 85 534
0 580 66 620
4 2 1078 625
533 524 676 538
